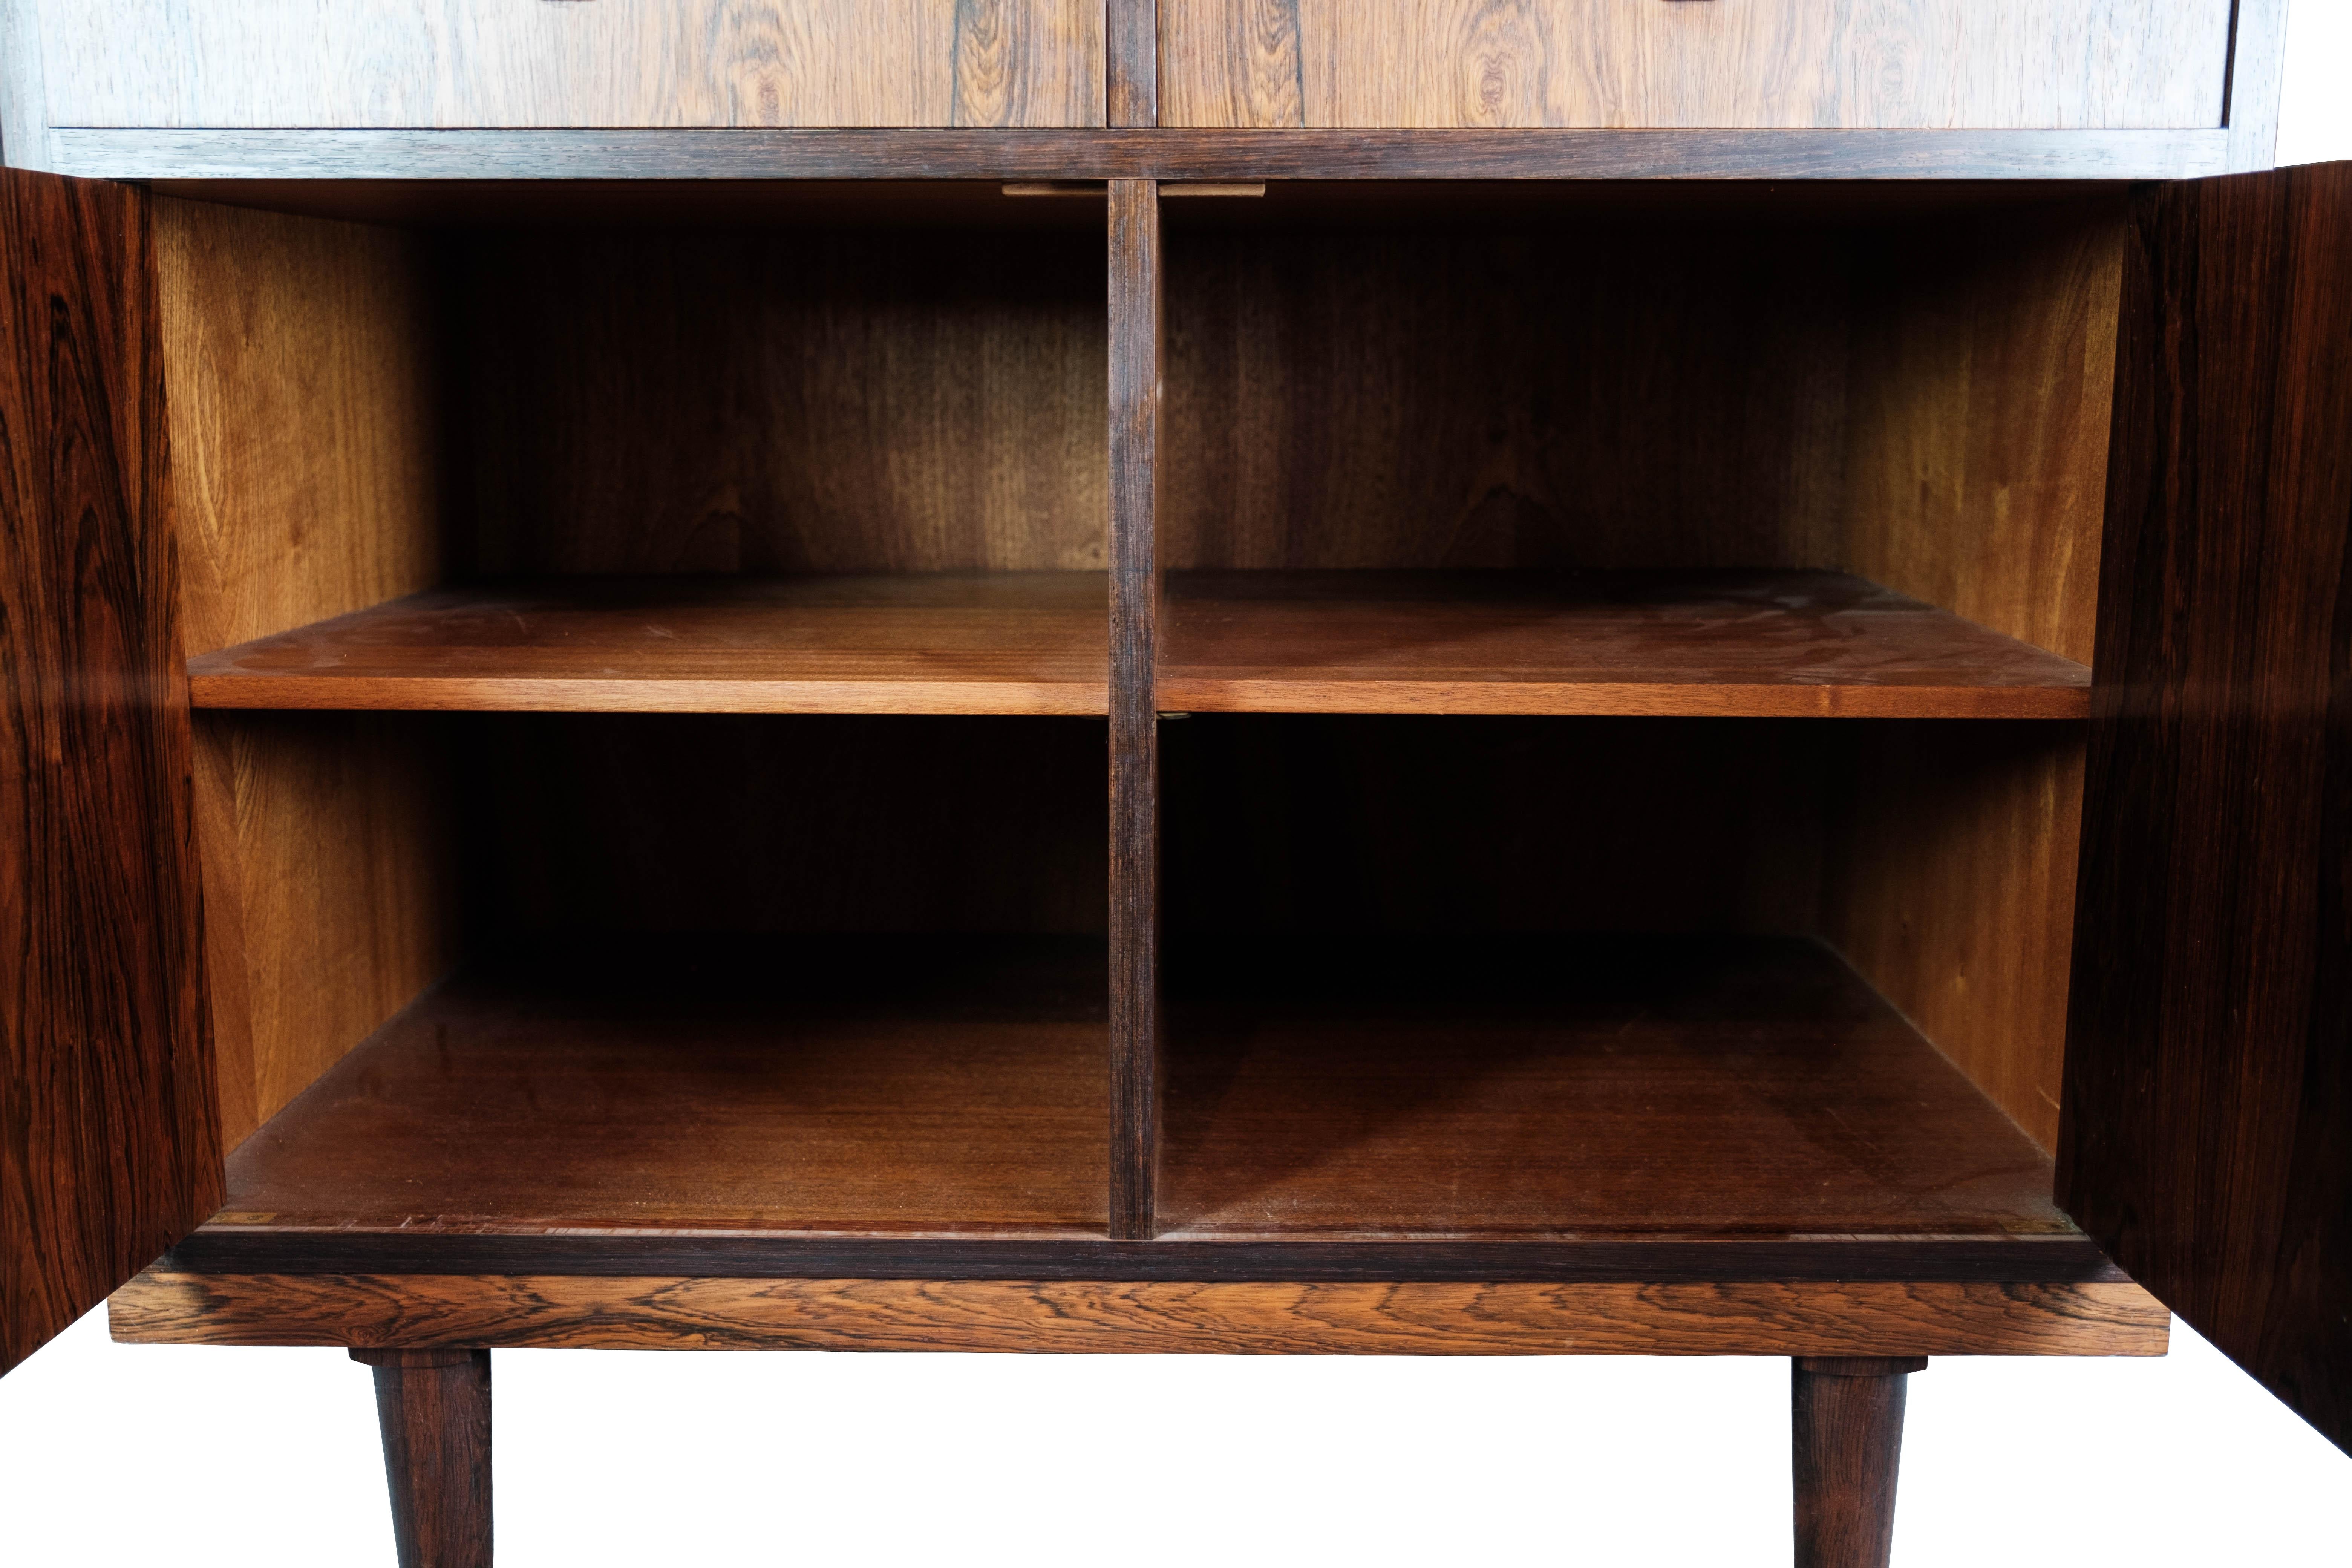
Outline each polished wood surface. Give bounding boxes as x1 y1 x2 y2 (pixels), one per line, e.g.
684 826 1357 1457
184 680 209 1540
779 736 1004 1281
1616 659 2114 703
154 198 457 1148
1109 178 1165 1239
2063 162 2352 1453
187 574 1112 716
1158 0 2230 129
1159 570 2089 717
458 228 1105 578
352 1349 492 1568
56 127 2232 184
213 939 1109 1236
112 1274 2168 1357
40 1 1106 129
1792 1357 1924 1568
0 169 218 1373
1159 937 2070 1240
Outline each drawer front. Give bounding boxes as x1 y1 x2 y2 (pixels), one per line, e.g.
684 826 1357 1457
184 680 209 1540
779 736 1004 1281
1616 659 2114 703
38 0 1106 128
1159 0 2231 130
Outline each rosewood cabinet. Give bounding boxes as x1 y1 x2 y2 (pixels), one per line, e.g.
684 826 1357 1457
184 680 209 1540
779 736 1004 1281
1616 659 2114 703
0 4 2341 1565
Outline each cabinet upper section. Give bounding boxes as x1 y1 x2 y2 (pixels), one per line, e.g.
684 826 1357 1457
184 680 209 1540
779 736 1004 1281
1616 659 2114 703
1159 0 2233 130
23 0 1108 129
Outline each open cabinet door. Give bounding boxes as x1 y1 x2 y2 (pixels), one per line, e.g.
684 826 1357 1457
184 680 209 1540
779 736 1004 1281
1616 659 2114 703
0 168 217 1375
2063 161 2352 1450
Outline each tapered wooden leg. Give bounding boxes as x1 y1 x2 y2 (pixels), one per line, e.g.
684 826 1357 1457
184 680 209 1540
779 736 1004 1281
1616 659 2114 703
1792 1355 1926 1568
351 1349 493 1568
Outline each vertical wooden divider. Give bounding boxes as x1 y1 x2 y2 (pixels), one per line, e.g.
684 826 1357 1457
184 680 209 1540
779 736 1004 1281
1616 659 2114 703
1107 0 1159 128
1108 177 1163 1239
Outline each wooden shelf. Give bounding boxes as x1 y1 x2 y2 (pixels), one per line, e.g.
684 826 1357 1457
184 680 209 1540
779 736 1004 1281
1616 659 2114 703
186 573 1109 715
1159 570 2090 717
1160 936 2072 1242
214 939 1109 1237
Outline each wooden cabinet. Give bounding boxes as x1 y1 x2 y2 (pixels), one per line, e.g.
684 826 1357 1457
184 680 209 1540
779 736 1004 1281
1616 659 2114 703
0 7 2340 1565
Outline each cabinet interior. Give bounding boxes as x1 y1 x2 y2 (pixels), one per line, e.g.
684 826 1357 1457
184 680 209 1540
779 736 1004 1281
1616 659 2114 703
159 179 2122 1243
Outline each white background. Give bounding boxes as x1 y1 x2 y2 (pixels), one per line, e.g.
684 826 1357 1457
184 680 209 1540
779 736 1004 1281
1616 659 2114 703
9 6 2352 1563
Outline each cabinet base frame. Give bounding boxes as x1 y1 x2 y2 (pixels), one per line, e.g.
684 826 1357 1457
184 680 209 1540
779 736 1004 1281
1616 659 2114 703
113 1272 2165 1357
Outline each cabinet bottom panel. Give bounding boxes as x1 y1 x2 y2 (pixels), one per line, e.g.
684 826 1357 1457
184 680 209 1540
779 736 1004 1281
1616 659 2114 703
109 1272 2165 1357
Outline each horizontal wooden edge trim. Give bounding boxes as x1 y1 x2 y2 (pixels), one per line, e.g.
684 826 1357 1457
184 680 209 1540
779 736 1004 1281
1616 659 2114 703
185 675 1110 717
159 1233 2134 1284
53 129 2232 182
109 1274 2170 1357
1153 680 2092 720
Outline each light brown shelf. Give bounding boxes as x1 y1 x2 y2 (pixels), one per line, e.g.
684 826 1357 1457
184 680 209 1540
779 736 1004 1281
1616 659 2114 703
1159 936 2070 1241
215 939 1110 1237
1159 570 2090 717
186 573 1109 715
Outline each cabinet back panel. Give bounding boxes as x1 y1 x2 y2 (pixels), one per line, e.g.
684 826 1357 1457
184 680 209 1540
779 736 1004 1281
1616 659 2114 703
1164 224 1854 572
1164 717 1832 937
456 229 1107 577
469 716 1109 939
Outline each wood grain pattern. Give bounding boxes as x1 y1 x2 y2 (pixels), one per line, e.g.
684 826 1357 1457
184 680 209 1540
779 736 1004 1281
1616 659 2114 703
187 574 1112 716
57 127 2236 184
1160 570 2089 717
1838 198 2122 665
193 714 456 1150
1109 179 1164 1239
0 168 218 1374
213 939 1109 1236
156 198 442 657
153 197 458 1151
1159 937 2073 1240
109 1273 2169 1357
1824 724 2083 1154
2062 163 2352 1453
1792 1357 1922 1568
458 228 1105 578
1107 0 1160 127
42 1 1106 129
351 1349 492 1568
1159 0 2232 129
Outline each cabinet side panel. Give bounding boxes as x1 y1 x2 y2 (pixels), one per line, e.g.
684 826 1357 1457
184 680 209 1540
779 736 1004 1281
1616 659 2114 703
195 714 456 1150
0 170 217 1372
1824 201 2121 1152
2062 164 2352 1452
1824 724 2082 1154
156 197 453 1148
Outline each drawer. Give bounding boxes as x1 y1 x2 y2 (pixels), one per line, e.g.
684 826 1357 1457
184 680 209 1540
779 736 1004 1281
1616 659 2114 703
1159 0 2232 130
34 0 1106 128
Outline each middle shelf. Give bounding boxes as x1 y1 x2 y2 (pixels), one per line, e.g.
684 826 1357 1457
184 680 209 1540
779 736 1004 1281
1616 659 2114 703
186 568 2088 718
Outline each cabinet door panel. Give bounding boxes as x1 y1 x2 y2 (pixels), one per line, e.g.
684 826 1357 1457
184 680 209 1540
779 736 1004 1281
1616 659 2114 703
1158 0 2229 130
2063 162 2352 1451
37 0 1107 130
0 168 216 1375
